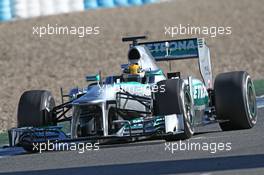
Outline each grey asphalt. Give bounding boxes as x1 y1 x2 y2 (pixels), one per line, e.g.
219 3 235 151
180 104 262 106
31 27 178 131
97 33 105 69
0 108 263 175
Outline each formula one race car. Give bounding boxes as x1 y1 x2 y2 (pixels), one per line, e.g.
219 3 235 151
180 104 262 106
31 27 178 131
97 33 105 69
8 36 257 151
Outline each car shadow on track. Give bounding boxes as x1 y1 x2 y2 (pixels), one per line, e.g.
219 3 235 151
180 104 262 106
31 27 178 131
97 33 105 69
2 154 264 175
193 130 222 136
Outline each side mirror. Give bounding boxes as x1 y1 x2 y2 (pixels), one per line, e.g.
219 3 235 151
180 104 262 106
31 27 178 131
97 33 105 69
86 74 100 82
121 64 129 70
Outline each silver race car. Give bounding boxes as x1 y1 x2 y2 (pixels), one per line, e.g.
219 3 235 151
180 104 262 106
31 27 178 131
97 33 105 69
8 36 257 151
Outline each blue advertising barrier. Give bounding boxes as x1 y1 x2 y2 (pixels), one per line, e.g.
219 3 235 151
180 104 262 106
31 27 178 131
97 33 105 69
84 0 98 9
97 0 115 8
114 0 130 7
142 0 157 3
128 0 143 5
0 0 12 21
1 0 159 22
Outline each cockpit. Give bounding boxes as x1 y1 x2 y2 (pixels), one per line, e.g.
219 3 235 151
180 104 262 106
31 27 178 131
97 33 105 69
104 69 164 85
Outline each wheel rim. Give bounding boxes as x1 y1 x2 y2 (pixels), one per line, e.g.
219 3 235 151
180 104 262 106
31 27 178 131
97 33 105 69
246 79 256 119
184 92 192 122
244 75 257 127
183 89 194 134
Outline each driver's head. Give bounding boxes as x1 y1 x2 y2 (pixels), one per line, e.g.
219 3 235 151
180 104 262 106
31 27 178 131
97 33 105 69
129 63 141 75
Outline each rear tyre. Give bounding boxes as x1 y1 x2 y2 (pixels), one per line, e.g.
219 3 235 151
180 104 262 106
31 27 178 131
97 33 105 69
214 71 257 131
17 90 56 127
155 79 194 141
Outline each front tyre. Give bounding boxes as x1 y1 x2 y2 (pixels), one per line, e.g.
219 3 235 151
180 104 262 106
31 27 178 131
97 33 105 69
155 79 194 141
214 71 257 131
17 90 56 128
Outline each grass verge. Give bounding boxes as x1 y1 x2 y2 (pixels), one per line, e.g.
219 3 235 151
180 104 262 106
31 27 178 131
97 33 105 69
0 132 8 147
254 79 264 96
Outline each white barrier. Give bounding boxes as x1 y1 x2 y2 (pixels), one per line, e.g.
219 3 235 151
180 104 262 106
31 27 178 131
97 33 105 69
53 0 70 14
11 0 28 18
39 0 55 16
27 0 40 17
69 0 84 12
4 0 159 21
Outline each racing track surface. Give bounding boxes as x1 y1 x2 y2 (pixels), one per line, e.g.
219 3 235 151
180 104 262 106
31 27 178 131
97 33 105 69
0 108 263 175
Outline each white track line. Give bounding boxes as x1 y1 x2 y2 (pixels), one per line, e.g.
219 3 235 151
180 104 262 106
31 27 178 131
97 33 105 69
191 132 263 141
257 95 264 98
191 135 230 140
257 96 264 108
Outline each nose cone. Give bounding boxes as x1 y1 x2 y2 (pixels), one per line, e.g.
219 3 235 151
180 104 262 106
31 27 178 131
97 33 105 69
72 85 104 105
71 85 117 105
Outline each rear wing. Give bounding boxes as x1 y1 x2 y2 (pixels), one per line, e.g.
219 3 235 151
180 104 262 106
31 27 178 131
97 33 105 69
139 38 199 61
139 38 213 89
